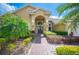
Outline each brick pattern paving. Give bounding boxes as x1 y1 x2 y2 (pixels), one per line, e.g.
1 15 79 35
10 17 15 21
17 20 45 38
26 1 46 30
28 34 61 55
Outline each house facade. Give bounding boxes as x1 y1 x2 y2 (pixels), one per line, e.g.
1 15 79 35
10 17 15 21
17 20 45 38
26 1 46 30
14 5 66 33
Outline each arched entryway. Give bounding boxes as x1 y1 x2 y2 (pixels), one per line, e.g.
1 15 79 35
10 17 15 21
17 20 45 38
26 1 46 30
35 15 45 33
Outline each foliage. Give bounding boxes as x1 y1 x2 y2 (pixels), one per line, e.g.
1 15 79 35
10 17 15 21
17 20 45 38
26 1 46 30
0 38 6 43
0 46 1 52
57 3 79 32
7 43 16 53
0 13 30 41
52 31 68 35
56 46 79 55
22 37 32 45
0 38 7 52
43 31 56 36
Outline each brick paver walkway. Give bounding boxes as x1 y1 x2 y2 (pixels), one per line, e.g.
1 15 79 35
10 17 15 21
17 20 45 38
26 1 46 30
27 34 61 55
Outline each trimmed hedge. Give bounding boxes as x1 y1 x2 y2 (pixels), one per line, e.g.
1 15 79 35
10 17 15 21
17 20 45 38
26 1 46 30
22 37 32 45
7 43 16 53
7 37 32 54
56 46 79 55
0 38 6 43
52 31 68 35
43 31 56 36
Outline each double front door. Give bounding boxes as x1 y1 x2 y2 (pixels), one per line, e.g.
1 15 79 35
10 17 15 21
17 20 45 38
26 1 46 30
36 22 44 33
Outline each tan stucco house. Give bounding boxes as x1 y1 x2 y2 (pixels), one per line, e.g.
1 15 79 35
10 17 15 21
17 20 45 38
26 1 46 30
13 5 66 33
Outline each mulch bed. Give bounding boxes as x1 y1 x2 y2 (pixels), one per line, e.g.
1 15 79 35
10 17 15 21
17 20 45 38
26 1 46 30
46 35 79 45
63 36 79 44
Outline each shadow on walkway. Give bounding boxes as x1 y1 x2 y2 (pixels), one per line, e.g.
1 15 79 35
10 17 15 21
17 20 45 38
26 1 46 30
32 34 44 44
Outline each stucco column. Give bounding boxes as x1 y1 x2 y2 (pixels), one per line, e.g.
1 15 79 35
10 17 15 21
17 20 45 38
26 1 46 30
44 18 48 31
31 16 35 31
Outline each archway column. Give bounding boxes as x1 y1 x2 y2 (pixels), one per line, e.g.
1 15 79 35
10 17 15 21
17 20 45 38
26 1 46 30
31 15 35 32
44 17 48 32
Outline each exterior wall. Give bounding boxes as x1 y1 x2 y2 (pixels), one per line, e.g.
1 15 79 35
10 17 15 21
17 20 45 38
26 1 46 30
14 6 79 35
14 6 50 33
49 16 79 36
53 23 66 31
14 7 34 29
48 17 67 32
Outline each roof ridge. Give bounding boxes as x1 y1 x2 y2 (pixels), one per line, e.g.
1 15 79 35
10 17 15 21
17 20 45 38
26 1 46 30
13 4 37 13
13 4 51 14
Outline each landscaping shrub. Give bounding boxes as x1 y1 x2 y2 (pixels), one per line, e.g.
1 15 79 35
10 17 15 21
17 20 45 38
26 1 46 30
0 13 30 40
0 38 7 51
7 43 16 54
22 37 32 45
0 38 6 43
0 46 1 52
0 46 1 53
52 31 68 35
56 46 79 55
43 31 56 36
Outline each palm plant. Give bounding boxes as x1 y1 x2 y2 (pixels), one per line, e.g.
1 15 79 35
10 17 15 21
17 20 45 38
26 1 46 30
57 3 79 32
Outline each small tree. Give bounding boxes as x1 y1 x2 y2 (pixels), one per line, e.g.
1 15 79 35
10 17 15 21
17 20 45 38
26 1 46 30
0 13 30 42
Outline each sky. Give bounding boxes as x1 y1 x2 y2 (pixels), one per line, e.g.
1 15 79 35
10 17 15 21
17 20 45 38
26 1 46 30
0 3 61 16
